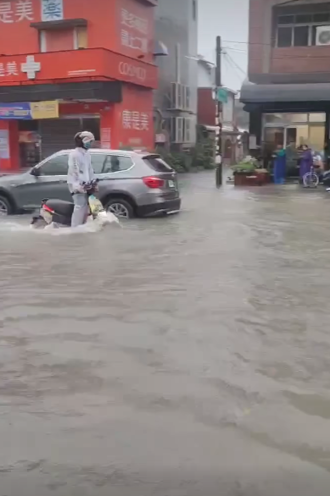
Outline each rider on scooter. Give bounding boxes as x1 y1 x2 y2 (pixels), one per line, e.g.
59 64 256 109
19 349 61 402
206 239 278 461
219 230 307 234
67 131 95 227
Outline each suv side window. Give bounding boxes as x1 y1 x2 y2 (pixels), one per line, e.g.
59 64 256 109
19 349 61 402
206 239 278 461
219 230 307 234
103 155 133 173
91 153 106 174
40 154 68 176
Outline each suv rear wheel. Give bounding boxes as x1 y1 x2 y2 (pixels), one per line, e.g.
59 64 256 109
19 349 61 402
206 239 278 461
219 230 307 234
0 195 12 216
104 198 134 219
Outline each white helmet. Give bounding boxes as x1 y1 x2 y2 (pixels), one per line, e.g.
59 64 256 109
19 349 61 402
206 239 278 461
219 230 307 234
74 130 95 149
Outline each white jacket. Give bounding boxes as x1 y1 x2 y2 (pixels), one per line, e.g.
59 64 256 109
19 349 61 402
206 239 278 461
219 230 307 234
67 147 94 194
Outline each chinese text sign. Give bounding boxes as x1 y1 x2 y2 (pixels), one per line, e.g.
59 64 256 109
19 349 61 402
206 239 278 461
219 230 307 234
41 0 63 22
0 0 34 23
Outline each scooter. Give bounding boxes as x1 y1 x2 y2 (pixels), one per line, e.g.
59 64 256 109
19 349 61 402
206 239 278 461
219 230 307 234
30 180 112 229
322 170 330 189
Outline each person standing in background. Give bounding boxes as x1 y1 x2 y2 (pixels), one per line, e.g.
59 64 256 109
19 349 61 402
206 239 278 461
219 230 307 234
273 144 286 184
299 144 313 185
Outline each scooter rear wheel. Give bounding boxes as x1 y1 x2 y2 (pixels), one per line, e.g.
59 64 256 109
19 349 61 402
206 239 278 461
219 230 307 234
303 172 319 188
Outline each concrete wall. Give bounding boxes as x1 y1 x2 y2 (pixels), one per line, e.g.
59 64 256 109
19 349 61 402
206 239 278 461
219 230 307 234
154 0 198 144
249 0 330 84
198 63 214 88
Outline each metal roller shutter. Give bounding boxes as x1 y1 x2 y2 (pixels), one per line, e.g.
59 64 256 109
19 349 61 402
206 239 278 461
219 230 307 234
39 118 80 159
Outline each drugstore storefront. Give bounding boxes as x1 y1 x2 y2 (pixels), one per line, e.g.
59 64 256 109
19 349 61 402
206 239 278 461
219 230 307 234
0 49 157 172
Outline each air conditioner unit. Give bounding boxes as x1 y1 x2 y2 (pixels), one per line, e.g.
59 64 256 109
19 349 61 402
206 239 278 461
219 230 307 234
183 118 192 143
170 117 184 143
316 26 330 46
181 85 191 110
170 82 183 110
181 85 186 110
185 86 191 110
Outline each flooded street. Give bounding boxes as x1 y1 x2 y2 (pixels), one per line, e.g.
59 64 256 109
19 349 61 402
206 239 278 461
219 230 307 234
2 172 330 495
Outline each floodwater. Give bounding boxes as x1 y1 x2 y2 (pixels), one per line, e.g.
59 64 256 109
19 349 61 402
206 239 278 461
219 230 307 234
1 173 330 495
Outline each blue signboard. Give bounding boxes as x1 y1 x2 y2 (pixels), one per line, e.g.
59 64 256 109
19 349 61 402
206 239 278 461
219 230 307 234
0 102 59 120
0 103 32 120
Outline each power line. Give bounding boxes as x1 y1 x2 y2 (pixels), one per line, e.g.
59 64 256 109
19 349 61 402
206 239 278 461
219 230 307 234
223 54 244 85
224 52 246 77
223 46 248 54
223 40 272 46
224 42 330 59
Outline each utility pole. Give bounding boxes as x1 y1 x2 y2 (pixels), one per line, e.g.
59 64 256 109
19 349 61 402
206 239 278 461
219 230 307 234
215 35 222 188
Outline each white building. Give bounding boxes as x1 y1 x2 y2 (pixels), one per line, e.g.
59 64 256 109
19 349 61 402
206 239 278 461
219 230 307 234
154 0 198 147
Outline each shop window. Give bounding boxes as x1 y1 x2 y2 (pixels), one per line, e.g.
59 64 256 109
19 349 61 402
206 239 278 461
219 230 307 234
314 13 330 23
264 113 308 124
278 15 294 25
296 14 313 24
294 125 309 147
263 121 325 152
40 29 74 52
309 113 326 123
40 154 69 176
264 113 284 124
286 127 297 144
288 113 308 123
275 8 330 47
75 27 88 49
309 125 325 151
294 26 309 46
264 128 284 148
277 27 292 47
40 27 88 53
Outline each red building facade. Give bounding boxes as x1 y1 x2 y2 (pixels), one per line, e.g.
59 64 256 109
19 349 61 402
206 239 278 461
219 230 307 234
0 0 157 170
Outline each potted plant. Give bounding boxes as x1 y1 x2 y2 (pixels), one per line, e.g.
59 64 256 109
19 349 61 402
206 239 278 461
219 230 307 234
254 168 270 185
232 157 269 186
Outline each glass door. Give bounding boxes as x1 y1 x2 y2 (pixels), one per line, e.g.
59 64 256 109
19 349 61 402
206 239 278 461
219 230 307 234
263 127 284 169
286 125 309 148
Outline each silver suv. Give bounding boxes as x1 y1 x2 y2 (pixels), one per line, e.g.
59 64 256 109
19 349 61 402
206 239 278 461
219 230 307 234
0 149 181 218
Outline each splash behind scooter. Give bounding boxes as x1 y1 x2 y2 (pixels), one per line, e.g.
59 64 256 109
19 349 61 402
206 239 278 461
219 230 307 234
30 180 111 229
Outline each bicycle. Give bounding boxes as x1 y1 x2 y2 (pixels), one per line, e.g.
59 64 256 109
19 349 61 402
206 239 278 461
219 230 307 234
303 164 319 188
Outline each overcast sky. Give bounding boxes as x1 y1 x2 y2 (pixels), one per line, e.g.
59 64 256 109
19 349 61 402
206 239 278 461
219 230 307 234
198 0 249 91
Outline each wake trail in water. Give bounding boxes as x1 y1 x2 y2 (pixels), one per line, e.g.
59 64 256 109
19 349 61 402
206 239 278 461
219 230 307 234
0 212 121 235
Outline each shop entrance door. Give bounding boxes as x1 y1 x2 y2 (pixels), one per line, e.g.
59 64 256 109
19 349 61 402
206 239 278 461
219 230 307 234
264 125 308 175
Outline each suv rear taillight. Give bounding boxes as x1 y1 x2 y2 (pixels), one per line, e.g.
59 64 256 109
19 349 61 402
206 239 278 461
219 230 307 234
142 176 165 189
43 204 54 213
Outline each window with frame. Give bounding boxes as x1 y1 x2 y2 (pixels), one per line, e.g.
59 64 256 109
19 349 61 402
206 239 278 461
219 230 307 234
40 154 68 176
91 153 106 174
102 155 133 173
75 27 87 49
276 9 330 47
143 156 173 172
184 118 192 143
39 26 88 53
